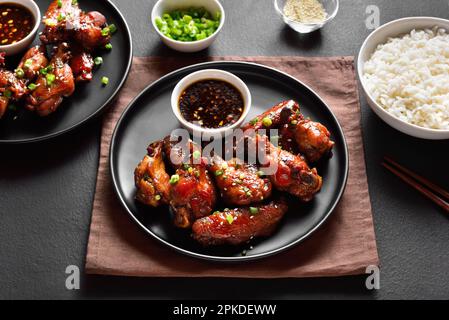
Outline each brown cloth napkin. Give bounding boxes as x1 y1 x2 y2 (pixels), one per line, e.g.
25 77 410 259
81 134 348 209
85 56 379 278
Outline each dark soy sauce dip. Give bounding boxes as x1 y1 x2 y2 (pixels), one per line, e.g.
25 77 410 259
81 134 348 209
179 79 244 129
0 3 34 46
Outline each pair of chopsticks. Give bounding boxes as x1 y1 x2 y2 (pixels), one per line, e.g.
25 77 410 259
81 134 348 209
382 156 449 214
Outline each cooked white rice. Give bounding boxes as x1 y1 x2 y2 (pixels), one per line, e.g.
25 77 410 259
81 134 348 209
363 26 449 130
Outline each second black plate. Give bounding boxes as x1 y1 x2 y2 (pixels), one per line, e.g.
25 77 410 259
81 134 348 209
0 0 132 144
111 61 349 262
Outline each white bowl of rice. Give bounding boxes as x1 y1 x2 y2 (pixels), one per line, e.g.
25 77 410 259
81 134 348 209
358 17 449 140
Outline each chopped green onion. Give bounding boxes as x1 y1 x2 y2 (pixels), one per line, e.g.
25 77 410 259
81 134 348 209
155 7 221 42
101 76 109 86
193 150 201 160
57 0 62 8
108 24 117 34
262 117 273 127
40 68 48 75
3 90 11 98
105 43 113 50
226 214 234 225
94 57 103 66
15 68 24 78
57 13 66 22
72 0 78 5
101 27 110 37
214 170 223 176
249 117 259 126
28 83 37 91
154 195 161 201
46 74 56 86
249 207 259 215
24 59 32 69
169 174 180 184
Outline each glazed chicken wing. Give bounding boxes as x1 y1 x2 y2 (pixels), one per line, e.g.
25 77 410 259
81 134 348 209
210 156 272 206
134 141 171 207
73 11 111 51
70 47 94 83
163 136 216 228
26 43 75 116
243 100 334 163
40 1 110 51
0 54 27 119
17 46 49 81
242 100 301 132
256 135 322 202
40 0 82 44
293 119 334 163
192 198 288 246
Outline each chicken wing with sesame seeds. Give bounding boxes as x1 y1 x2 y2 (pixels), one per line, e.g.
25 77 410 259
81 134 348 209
26 43 75 116
17 46 49 81
243 100 334 163
192 198 288 246
210 156 272 206
256 135 322 202
0 53 27 119
40 0 82 44
134 140 171 207
70 46 94 83
40 0 111 51
292 119 334 163
163 136 217 228
72 11 111 51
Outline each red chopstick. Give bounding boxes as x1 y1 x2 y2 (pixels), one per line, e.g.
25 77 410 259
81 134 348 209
382 156 449 214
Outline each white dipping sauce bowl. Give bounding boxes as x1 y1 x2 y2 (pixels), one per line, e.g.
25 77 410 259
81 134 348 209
0 0 41 56
171 69 251 136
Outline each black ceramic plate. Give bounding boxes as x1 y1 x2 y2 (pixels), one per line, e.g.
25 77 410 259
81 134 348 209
111 61 349 262
0 0 132 144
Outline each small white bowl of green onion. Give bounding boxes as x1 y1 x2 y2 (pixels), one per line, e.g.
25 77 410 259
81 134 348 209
151 0 225 52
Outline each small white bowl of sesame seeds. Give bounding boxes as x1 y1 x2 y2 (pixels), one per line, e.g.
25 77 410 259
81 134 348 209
274 0 339 34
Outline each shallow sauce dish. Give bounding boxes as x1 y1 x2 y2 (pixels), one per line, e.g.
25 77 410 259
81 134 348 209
171 69 251 135
0 0 41 56
358 17 449 140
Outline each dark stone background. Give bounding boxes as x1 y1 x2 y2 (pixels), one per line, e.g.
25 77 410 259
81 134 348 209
1 0 448 299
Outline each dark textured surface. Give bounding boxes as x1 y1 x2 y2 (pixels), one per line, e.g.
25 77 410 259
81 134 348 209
0 0 448 299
